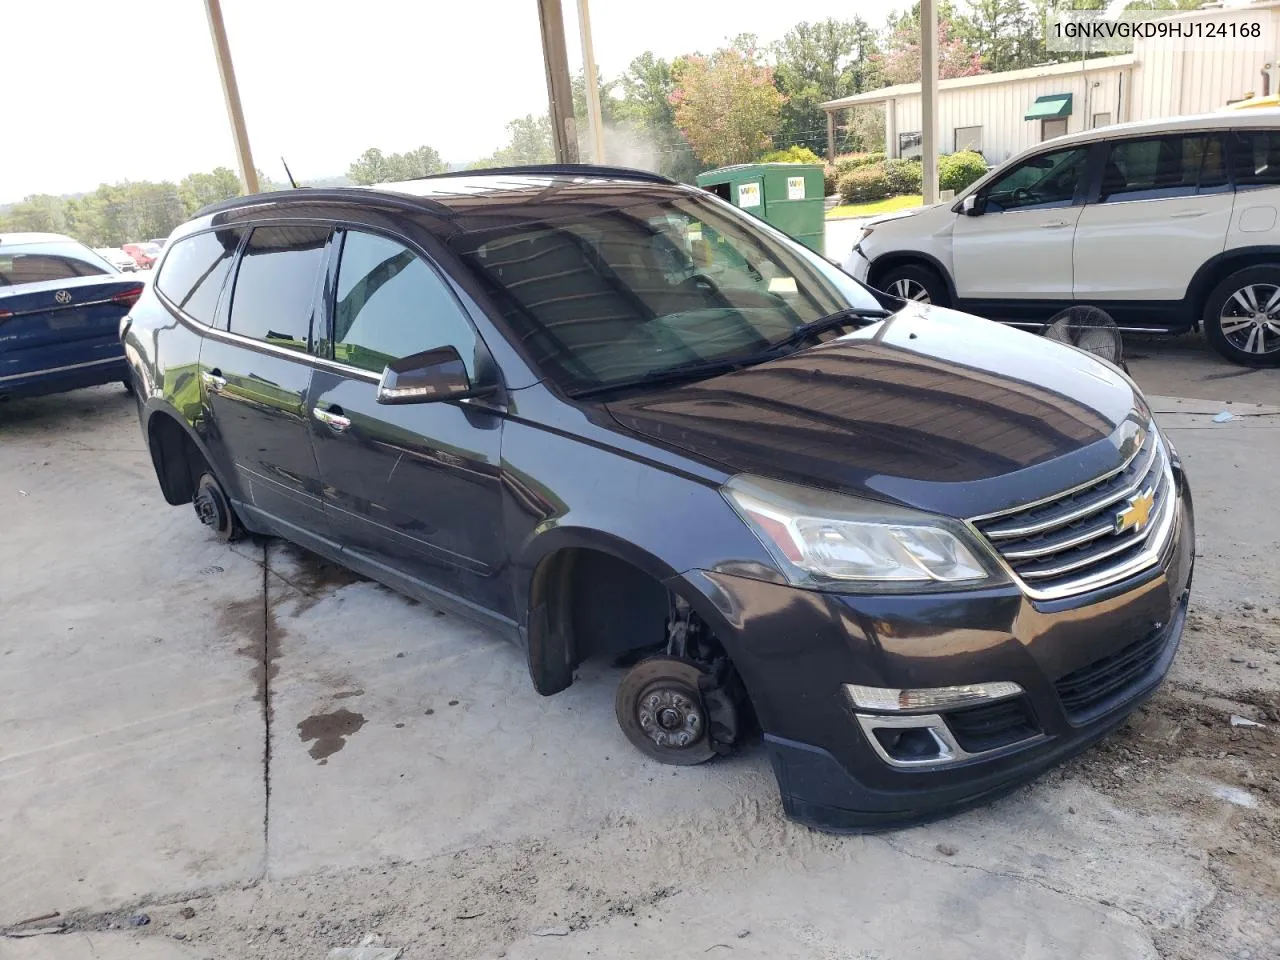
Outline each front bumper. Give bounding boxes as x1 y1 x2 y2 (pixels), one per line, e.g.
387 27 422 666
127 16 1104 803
843 246 872 282
674 483 1194 831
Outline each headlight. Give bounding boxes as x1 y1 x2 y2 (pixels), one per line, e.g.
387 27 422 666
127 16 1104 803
853 225 874 252
721 475 1006 592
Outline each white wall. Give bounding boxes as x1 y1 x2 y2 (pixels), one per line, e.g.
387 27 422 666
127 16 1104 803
1130 6 1280 118
885 66 1130 165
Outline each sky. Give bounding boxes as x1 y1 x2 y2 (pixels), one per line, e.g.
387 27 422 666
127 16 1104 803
0 0 909 202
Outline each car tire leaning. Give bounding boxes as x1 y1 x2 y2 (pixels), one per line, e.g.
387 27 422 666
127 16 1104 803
1203 265 1280 367
878 264 949 307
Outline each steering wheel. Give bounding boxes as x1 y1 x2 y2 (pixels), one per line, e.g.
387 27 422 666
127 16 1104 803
1012 187 1036 206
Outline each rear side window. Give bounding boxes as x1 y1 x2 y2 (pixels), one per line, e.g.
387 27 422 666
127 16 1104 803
155 228 244 324
1098 135 1228 202
0 242 111 285
228 224 330 352
327 230 477 376
1230 130 1280 188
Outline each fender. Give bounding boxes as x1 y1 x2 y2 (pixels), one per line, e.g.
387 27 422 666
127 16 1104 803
1184 245 1280 317
140 394 235 505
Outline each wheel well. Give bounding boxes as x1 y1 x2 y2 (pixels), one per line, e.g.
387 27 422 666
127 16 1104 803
867 254 950 296
146 413 207 506
525 547 673 696
1188 251 1280 325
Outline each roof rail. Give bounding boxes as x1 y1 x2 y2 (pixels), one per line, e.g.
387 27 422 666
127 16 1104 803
407 163 677 186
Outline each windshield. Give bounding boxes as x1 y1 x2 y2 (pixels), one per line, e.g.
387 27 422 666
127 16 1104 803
449 191 883 393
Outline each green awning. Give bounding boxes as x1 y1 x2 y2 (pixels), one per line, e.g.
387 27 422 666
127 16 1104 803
1025 93 1073 121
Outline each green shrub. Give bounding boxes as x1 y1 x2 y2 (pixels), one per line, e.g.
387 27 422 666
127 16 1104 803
838 164 891 203
884 158 922 196
833 151 886 177
760 145 824 165
823 164 838 196
939 150 988 193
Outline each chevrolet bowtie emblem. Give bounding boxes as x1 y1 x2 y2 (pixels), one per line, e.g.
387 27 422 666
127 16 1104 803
1115 488 1156 535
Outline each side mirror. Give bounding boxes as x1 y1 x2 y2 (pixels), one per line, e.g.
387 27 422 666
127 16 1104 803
376 346 484 405
961 194 983 216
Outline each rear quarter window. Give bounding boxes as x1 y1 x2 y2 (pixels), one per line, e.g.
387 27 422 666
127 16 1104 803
156 228 245 325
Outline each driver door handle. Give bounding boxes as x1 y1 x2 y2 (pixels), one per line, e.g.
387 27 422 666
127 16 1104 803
201 369 227 392
1039 220 1071 229
312 405 351 433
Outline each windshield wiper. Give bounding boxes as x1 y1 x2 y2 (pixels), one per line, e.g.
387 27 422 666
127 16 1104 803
762 307 890 353
568 356 755 400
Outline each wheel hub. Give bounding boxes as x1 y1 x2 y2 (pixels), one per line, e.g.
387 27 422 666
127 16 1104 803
194 490 220 527
637 686 703 749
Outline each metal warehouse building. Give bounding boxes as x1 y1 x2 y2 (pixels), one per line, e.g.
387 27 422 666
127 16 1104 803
822 1 1280 166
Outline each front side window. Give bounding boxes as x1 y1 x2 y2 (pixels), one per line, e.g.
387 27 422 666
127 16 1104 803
228 224 330 352
327 230 478 376
1098 135 1227 203
0 242 111 285
450 191 882 394
1230 130 1280 188
155 228 244 325
981 147 1089 213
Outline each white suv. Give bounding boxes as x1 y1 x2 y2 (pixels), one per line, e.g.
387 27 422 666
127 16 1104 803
843 110 1280 366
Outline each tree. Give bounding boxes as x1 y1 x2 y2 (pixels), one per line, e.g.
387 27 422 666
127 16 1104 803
468 115 556 170
959 0 1042 72
0 194 67 234
875 11 985 84
178 167 242 215
347 145 445 185
612 52 701 181
671 46 785 168
772 19 882 150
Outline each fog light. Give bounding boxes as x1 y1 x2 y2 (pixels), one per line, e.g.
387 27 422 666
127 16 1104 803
845 681 1023 713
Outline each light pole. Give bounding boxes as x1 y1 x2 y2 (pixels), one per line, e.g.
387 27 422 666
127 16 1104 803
203 0 259 194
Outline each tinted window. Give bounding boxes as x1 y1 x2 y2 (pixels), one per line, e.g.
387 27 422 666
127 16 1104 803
982 147 1089 212
1230 130 1280 187
0 242 111 285
228 224 330 352
449 191 882 393
155 228 244 324
328 231 478 376
1098 135 1227 202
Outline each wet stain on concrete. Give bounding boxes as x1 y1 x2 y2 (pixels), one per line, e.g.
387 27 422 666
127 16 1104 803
217 595 282 721
298 709 366 763
332 689 365 700
277 543 368 615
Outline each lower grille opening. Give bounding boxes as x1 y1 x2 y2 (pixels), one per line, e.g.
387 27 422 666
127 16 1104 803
1055 626 1169 723
872 726 945 763
945 697 1040 753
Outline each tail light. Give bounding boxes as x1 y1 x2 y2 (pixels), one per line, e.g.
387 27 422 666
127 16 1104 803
111 284 144 308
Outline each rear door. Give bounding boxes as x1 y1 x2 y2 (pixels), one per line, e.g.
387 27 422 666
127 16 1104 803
198 223 335 542
307 228 508 614
951 144 1091 305
1072 133 1232 303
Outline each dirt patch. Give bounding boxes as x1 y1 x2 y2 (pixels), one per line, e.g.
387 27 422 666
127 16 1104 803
297 709 366 763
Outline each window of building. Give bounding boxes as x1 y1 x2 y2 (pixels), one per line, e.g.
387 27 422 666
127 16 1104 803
227 224 330 352
1041 118 1069 141
898 131 923 160
1092 112 1112 129
1230 130 1280 188
329 230 477 376
1098 135 1228 203
155 228 244 325
954 126 983 153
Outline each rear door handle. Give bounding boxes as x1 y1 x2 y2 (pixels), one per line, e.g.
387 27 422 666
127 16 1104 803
1039 220 1071 229
1169 210 1206 219
312 405 351 433
201 369 227 392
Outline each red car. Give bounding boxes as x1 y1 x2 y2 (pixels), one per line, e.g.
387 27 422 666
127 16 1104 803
121 242 162 270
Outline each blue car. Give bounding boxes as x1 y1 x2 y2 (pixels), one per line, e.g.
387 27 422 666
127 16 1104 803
0 233 144 399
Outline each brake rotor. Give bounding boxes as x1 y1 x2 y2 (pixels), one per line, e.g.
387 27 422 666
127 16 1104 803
615 656 716 766
193 474 236 542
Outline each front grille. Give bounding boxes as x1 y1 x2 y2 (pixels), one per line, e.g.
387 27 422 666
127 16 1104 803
1054 623 1169 723
945 696 1040 753
971 427 1173 599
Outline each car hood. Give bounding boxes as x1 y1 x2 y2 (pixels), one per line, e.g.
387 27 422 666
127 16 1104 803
605 306 1148 519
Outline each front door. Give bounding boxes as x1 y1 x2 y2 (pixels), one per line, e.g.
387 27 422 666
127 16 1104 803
1073 133 1232 303
952 144 1092 306
200 223 334 541
307 229 508 615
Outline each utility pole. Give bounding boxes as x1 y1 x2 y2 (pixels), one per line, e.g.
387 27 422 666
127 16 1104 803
577 0 607 163
203 0 259 194
536 0 580 163
920 0 938 204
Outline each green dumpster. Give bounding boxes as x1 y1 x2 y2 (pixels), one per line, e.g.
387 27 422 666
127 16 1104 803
695 163 826 256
